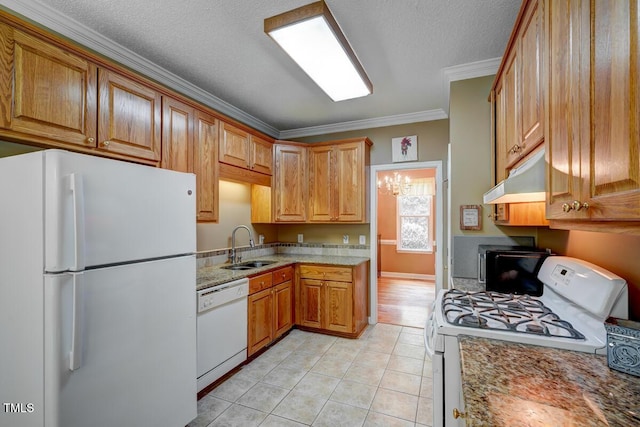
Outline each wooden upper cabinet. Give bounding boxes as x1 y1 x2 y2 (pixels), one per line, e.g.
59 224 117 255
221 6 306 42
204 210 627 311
519 0 544 152
545 0 640 225
161 96 194 173
308 139 370 223
219 121 273 175
335 141 366 222
251 135 273 175
492 0 544 173
587 0 640 220
97 69 161 162
489 0 547 227
219 121 250 168
308 145 334 222
502 51 520 169
0 22 98 148
545 0 585 219
273 144 307 222
193 111 219 222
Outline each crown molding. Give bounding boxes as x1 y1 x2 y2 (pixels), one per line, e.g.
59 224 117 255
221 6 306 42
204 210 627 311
0 0 280 138
279 109 448 139
442 57 502 83
440 57 501 114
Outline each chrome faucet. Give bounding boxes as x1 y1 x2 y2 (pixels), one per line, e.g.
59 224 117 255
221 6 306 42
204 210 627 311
229 225 255 264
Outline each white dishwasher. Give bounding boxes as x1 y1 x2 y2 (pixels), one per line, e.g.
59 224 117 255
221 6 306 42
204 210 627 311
196 277 249 392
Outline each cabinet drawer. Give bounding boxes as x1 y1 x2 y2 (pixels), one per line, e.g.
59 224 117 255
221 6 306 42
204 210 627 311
249 272 273 294
272 266 293 285
298 265 352 282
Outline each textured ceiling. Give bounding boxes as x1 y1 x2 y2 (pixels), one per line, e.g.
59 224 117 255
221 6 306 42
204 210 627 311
25 0 520 134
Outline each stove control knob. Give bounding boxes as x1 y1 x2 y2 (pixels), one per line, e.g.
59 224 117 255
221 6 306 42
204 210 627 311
453 408 466 419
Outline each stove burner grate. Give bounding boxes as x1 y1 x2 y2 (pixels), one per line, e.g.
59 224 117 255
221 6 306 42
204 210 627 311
442 289 586 340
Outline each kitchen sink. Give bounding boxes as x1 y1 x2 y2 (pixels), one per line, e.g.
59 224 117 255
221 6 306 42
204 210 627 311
240 260 277 268
221 265 254 270
221 260 277 270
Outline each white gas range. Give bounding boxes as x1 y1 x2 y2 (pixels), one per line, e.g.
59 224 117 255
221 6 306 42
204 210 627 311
424 256 629 427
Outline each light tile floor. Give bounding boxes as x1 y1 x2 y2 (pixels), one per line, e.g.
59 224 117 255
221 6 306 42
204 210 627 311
189 324 433 427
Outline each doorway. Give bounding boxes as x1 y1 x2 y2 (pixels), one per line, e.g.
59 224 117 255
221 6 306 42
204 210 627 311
369 162 443 328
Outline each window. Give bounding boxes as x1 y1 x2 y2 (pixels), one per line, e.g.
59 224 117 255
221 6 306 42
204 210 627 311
397 194 432 253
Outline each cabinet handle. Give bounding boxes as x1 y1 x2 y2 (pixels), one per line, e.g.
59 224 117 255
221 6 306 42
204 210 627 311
572 200 589 211
87 137 95 144
563 201 589 213
453 408 466 419
101 140 111 148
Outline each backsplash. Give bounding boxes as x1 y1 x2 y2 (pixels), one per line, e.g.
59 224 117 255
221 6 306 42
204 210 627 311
196 243 370 269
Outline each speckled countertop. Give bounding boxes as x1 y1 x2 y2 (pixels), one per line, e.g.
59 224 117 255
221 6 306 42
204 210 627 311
197 254 369 291
458 336 640 426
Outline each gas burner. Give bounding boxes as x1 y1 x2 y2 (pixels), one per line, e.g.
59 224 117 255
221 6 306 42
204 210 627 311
525 324 545 334
460 314 487 327
442 290 585 340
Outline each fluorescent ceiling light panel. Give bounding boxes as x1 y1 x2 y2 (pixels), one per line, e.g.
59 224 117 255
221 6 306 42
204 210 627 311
265 1 372 102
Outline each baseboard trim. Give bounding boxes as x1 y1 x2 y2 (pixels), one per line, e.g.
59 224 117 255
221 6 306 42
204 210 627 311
380 271 435 281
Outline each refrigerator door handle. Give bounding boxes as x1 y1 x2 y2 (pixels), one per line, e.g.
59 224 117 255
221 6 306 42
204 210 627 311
69 272 85 371
70 173 86 271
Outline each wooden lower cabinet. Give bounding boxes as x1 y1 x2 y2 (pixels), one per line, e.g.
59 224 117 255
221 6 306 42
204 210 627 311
247 267 293 357
273 280 294 338
247 287 274 356
296 262 368 338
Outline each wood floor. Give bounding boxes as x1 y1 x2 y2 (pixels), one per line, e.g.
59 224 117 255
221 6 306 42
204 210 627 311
377 277 435 329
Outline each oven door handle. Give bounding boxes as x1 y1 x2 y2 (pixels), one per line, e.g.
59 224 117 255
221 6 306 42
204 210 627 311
424 303 436 359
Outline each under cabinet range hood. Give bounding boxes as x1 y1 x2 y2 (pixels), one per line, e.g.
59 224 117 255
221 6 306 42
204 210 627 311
483 149 546 204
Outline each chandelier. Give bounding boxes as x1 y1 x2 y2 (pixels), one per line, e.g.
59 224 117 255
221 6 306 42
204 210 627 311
377 172 411 196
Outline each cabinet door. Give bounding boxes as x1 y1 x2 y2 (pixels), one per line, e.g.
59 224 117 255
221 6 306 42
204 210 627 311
586 0 640 219
519 0 544 152
161 97 193 173
193 111 219 222
308 145 334 222
299 278 322 329
335 142 365 222
0 23 98 147
247 287 273 357
273 280 293 339
219 121 250 168
97 69 161 162
545 0 589 219
503 52 521 168
273 144 307 222
250 136 273 175
324 280 353 334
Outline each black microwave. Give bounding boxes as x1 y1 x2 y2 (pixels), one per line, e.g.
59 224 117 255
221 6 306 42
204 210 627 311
485 250 551 296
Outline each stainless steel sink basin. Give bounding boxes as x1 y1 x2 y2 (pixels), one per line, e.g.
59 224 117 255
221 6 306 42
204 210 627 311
220 260 277 270
240 260 277 268
221 265 254 270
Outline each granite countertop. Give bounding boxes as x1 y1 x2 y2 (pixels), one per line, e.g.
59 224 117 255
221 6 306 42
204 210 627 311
458 336 640 426
197 254 370 291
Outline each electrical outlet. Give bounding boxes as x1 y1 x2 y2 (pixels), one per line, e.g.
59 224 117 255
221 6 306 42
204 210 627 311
297 234 304 243
343 235 349 244
359 235 366 245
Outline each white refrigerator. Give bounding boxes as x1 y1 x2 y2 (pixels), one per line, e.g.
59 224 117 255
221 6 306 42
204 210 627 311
0 150 197 427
